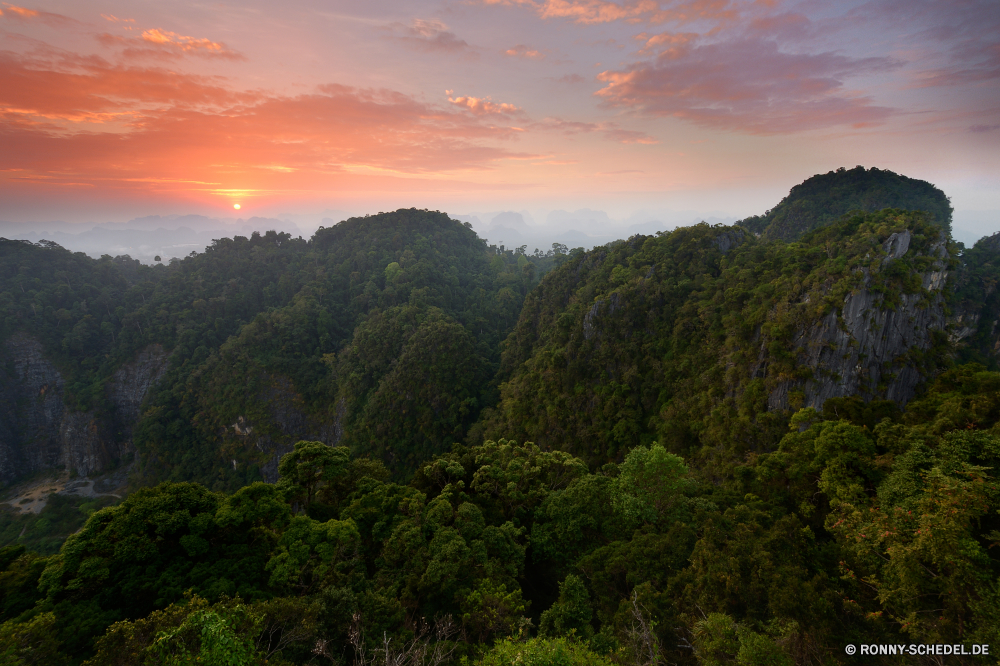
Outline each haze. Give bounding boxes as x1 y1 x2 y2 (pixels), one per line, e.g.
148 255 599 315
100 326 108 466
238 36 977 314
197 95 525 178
2 0 999 255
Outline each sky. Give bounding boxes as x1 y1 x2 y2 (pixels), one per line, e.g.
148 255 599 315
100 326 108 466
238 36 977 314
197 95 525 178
1 0 999 241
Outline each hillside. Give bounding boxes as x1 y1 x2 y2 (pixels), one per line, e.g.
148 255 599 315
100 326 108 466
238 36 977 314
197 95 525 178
477 209 994 470
738 166 953 241
0 210 562 493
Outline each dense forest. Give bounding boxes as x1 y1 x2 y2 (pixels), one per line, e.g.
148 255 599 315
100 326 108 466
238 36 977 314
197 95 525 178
1 168 999 664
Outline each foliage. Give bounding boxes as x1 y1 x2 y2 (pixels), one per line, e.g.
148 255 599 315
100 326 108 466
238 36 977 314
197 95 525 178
0 495 118 555
2 210 551 492
481 209 949 472
1 372 1000 664
610 444 693 527
736 166 952 241
477 636 614 666
0 612 69 666
84 595 270 666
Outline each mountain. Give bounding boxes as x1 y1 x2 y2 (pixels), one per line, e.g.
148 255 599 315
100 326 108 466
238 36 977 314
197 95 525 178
737 166 953 241
0 210 555 492
476 208 998 469
2 176 1000 666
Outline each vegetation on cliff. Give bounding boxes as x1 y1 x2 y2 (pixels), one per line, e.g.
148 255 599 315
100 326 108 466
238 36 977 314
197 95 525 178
477 209 956 473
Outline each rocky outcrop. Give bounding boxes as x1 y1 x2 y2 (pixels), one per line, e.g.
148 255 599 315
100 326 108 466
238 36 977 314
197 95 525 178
714 229 746 253
108 345 169 443
769 231 950 410
0 335 167 485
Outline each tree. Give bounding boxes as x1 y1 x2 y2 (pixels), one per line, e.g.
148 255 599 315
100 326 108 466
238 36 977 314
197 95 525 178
276 441 351 516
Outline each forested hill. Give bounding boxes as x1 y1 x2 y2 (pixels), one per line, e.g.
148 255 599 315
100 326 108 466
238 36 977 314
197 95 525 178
737 166 953 241
0 210 562 492
480 210 969 466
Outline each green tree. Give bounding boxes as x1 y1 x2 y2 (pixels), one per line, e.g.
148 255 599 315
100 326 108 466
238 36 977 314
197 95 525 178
276 441 351 516
611 444 692 526
478 636 613 666
539 574 594 639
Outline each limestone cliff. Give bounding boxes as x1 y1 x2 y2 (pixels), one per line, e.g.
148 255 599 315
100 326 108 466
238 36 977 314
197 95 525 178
0 335 167 485
767 230 951 410
217 375 340 483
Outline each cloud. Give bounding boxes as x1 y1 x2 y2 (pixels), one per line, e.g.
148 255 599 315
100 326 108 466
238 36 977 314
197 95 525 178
142 29 231 54
3 5 38 18
0 49 246 128
0 49 534 198
596 37 898 133
538 116 658 143
505 44 545 59
969 124 1000 133
482 0 657 24
100 13 134 23
911 39 1000 87
480 0 738 25
601 127 658 143
446 91 524 116
836 0 1000 89
0 4 74 25
385 19 473 54
551 73 587 84
95 29 245 60
633 30 696 56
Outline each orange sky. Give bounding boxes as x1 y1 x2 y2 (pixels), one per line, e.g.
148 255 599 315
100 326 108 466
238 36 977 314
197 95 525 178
1 0 999 232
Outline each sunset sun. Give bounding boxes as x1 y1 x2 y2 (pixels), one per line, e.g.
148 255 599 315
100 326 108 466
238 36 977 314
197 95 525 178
233 203 241 210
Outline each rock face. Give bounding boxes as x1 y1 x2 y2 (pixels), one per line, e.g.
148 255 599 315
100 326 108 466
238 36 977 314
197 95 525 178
768 231 950 410
220 375 340 483
0 335 167 485
108 345 170 444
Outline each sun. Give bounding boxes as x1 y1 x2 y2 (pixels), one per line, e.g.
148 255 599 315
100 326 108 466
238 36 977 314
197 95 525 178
233 203 241 210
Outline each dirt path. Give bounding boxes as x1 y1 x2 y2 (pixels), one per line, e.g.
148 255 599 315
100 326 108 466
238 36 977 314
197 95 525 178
1 475 124 515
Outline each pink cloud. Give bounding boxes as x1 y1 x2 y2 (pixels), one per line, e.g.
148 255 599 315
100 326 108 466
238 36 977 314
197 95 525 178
596 38 897 133
634 30 697 56
480 0 738 25
0 4 74 25
446 91 524 116
141 29 237 55
0 49 246 122
100 13 134 23
384 19 473 54
481 0 658 24
95 31 245 61
912 41 1000 87
505 44 546 59
538 116 658 143
551 73 587 84
845 0 1000 89
0 49 539 202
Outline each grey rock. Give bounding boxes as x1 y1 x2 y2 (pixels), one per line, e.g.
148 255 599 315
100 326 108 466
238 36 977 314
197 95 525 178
0 335 167 485
768 232 951 410
714 229 746 254
221 376 339 483
882 230 911 261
